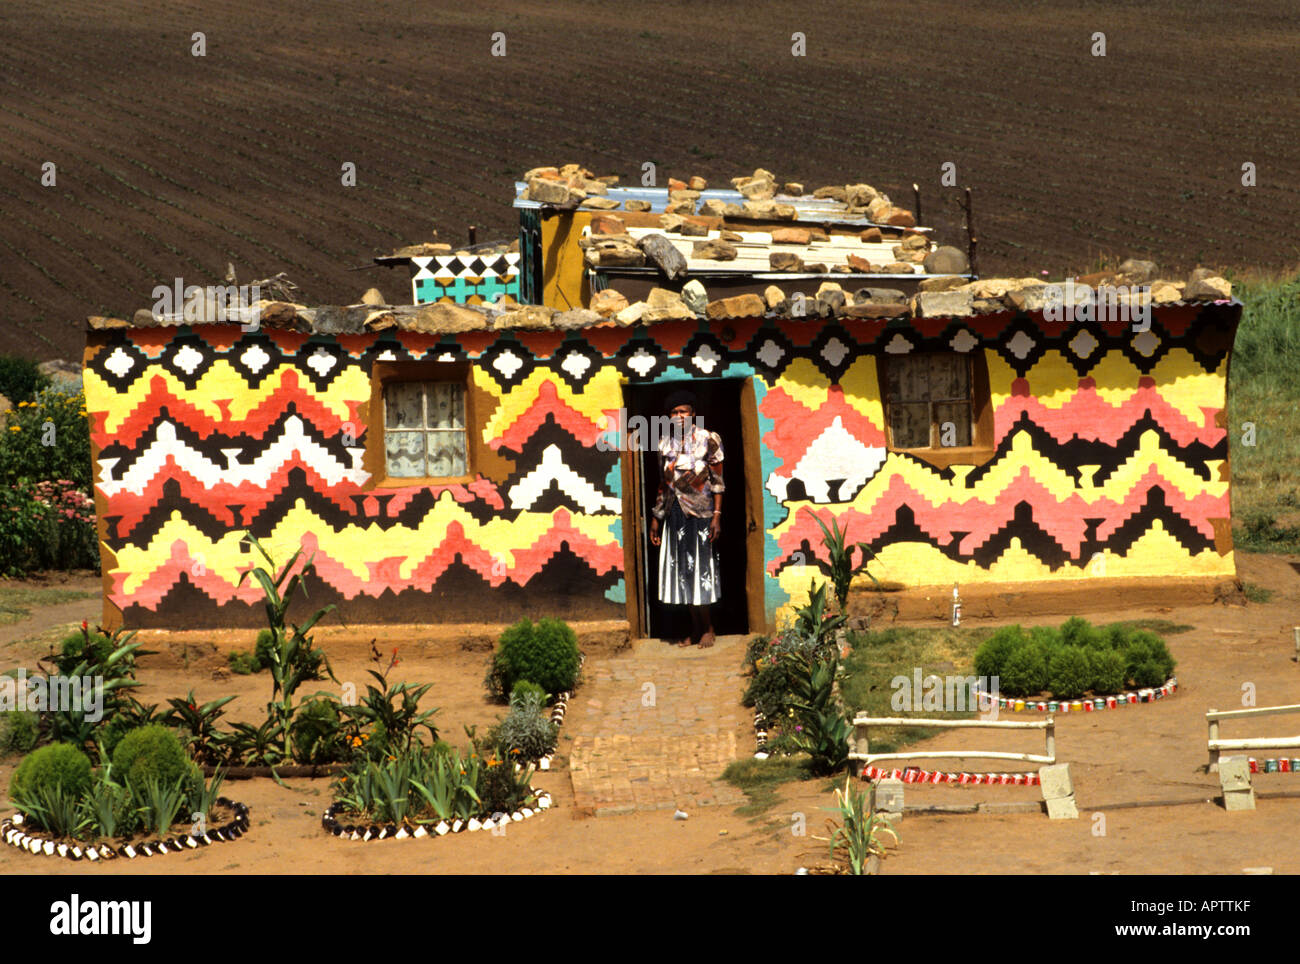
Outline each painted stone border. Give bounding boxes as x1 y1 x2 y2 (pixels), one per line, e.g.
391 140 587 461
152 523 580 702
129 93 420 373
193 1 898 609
975 677 1178 713
321 788 553 841
859 765 1042 786
535 687 571 771
1 797 250 862
753 711 771 760
1247 758 1300 774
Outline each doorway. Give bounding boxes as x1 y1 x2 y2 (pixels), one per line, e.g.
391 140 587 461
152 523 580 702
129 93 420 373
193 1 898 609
620 378 765 640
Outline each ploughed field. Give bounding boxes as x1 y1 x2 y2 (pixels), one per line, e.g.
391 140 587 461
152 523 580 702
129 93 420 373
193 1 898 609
1 0 1296 362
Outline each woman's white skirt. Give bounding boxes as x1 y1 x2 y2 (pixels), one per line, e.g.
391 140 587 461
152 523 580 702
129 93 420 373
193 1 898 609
658 502 720 606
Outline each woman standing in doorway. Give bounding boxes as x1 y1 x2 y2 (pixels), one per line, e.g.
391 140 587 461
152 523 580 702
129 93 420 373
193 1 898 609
649 389 724 647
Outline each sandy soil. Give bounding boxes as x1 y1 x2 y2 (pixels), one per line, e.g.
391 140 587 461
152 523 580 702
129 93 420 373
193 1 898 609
1 552 1297 874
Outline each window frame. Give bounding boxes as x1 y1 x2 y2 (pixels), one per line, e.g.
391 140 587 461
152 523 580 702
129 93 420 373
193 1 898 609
366 360 478 487
877 349 995 468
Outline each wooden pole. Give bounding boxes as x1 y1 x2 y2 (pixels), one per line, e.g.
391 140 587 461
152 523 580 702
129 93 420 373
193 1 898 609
1208 708 1220 771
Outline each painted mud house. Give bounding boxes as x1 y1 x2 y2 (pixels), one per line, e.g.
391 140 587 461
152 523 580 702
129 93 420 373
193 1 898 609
84 167 1242 634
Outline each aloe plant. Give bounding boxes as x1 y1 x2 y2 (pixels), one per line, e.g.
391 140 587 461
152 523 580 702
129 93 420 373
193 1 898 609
803 508 879 614
822 776 898 875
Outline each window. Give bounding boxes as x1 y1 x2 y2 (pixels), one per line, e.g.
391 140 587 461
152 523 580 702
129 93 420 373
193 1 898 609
366 360 479 485
383 381 467 477
879 351 993 467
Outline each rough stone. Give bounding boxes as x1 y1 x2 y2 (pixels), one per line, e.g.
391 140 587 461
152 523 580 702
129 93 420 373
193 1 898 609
769 252 804 272
1218 756 1252 792
816 289 846 313
859 228 884 243
664 199 696 216
846 254 875 273
705 293 766 320
1117 258 1158 283
924 245 970 275
771 227 811 244
589 214 626 236
763 285 786 309
493 304 556 330
916 289 975 318
1222 787 1256 812
1004 285 1051 312
883 262 916 274
737 177 776 200
580 196 621 210
646 287 685 310
550 308 602 330
918 276 967 293
900 233 929 251
803 263 828 273
1183 276 1232 300
782 182 803 196
882 207 917 227
667 177 687 192
719 230 743 242
874 778 904 815
668 189 701 203
1044 796 1079 819
722 203 746 218
526 178 571 204
813 185 847 202
638 233 689 280
688 175 708 191
523 166 560 182
854 287 907 305
1150 281 1184 304
407 301 490 334
658 214 687 233
681 279 707 315
807 227 830 242
1038 763 1074 800
623 199 652 212
698 199 728 218
680 221 709 237
359 288 386 306
614 301 649 326
844 183 880 208
591 240 645 267
590 288 630 318
692 238 737 261
642 303 695 323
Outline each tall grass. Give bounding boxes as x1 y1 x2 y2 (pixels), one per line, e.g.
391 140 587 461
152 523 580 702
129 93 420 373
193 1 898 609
1226 270 1300 552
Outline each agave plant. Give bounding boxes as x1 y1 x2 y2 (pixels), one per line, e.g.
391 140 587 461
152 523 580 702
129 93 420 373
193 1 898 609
802 508 879 614
822 776 898 875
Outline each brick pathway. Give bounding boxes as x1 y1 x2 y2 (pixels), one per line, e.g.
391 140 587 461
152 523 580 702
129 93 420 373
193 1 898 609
567 634 751 816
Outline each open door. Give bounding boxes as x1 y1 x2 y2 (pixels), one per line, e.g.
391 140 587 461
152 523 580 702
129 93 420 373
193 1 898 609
620 378 766 640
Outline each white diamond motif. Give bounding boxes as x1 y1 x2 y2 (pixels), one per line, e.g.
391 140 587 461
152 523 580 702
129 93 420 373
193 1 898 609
1133 329 1159 358
493 349 524 379
1068 330 1099 359
104 346 135 378
1006 330 1036 360
884 333 912 354
560 351 592 381
628 347 657 377
172 344 204 376
692 343 721 374
437 352 456 362
240 344 271 373
820 336 849 368
949 329 978 353
375 350 397 362
307 349 337 377
756 338 785 369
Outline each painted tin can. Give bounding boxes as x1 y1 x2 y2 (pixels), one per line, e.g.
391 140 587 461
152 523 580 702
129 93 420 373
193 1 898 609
1265 759 1279 773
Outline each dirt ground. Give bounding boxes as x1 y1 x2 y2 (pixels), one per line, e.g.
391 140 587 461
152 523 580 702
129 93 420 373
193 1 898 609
1 552 1297 874
3 0 1298 362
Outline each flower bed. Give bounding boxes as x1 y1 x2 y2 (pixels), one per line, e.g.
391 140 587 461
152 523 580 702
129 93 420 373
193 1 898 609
2 797 249 862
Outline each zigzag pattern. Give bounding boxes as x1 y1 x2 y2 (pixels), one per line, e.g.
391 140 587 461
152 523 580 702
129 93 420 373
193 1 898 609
83 300 1239 625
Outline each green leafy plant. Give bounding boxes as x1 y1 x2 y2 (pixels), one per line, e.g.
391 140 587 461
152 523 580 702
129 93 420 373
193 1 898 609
162 690 237 765
340 642 438 756
132 774 188 838
1000 641 1051 696
0 355 51 404
786 650 850 776
803 509 879 613
237 533 337 759
487 618 580 701
1047 645 1092 699
290 697 348 764
16 785 90 839
225 718 287 767
510 679 548 704
0 709 40 754
111 724 190 793
793 580 847 646
491 689 558 762
11 742 93 805
822 776 898 875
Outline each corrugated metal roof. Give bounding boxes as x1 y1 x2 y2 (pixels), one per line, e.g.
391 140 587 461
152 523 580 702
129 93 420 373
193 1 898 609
513 181 922 230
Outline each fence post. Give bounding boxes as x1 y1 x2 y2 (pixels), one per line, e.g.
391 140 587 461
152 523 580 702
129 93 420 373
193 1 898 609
1045 715 1056 763
1208 709 1220 772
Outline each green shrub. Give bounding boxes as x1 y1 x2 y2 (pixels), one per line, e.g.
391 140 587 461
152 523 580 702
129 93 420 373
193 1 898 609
1047 645 1092 699
489 618 580 700
492 690 558 762
291 698 345 764
1087 648 1127 694
1060 616 1104 650
974 625 1029 680
510 679 548 704
11 742 92 801
111 724 189 792
999 642 1050 696
1122 630 1175 687
0 710 41 754
1027 624 1062 650
0 356 50 403
227 629 279 675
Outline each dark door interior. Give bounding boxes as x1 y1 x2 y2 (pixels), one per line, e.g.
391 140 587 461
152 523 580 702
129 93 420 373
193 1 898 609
625 379 750 639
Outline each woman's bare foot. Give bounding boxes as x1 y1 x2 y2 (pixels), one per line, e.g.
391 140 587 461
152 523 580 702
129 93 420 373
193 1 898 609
699 631 716 649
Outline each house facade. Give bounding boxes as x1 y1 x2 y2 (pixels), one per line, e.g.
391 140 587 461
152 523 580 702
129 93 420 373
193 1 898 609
84 291 1241 632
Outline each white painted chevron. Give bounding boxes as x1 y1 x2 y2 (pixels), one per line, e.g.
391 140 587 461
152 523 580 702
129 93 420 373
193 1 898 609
766 415 886 503
506 443 619 514
96 417 370 496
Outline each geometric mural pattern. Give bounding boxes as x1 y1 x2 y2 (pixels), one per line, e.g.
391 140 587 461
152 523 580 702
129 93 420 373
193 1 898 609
410 253 521 306
83 301 1239 627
